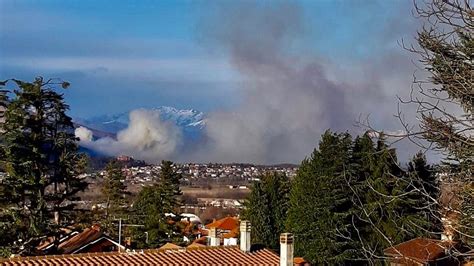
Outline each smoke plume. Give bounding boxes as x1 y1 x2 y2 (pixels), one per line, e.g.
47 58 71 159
77 109 182 162
190 3 417 163
78 2 423 164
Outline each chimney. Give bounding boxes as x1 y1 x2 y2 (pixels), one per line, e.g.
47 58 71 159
240 220 251 252
209 227 219 247
280 233 294 266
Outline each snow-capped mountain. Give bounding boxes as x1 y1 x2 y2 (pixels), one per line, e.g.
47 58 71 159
74 106 206 137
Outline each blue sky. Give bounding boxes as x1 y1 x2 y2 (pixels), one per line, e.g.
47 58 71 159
0 0 415 118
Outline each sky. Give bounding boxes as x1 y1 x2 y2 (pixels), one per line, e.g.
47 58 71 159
1 0 416 117
0 0 431 163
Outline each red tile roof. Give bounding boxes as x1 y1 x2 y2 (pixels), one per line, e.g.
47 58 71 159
384 238 452 264
293 257 307 264
50 225 124 254
205 217 239 231
58 226 104 254
2 246 280 265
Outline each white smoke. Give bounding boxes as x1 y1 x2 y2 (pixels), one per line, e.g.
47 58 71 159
75 126 93 142
77 109 182 162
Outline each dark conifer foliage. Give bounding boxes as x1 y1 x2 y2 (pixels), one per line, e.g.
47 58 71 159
0 78 87 255
159 160 183 213
286 131 357 263
243 172 289 250
101 160 128 234
131 160 183 248
283 130 439 263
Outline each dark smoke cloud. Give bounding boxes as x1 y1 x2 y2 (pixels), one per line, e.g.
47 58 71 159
189 2 421 164
79 1 429 164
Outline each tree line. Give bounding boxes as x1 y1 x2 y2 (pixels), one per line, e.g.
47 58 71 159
244 0 473 263
0 78 185 256
244 131 441 263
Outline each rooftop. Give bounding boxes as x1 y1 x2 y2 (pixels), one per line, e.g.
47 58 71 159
205 217 239 231
384 238 452 264
2 246 279 266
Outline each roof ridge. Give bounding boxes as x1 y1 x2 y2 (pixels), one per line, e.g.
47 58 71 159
2 245 248 262
2 246 280 265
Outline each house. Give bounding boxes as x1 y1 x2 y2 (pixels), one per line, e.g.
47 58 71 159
38 225 125 255
384 238 460 266
205 216 240 246
2 221 307 265
205 216 239 232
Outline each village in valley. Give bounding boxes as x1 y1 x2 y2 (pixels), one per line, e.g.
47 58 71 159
0 0 472 265
79 156 297 210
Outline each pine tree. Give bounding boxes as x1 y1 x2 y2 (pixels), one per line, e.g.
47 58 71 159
359 134 402 253
352 136 437 260
403 152 441 236
133 184 170 248
101 160 128 232
159 161 182 214
243 181 272 247
131 161 183 248
286 130 356 263
286 130 439 262
0 78 87 255
243 172 289 250
348 133 378 259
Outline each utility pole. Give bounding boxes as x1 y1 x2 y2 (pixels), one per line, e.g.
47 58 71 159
115 217 145 250
118 218 122 251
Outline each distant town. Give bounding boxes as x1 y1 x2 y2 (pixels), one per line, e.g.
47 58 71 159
77 155 298 219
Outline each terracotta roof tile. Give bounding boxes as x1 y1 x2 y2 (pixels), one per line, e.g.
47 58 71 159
1 246 280 265
384 238 452 263
293 257 306 264
205 217 239 231
58 226 104 254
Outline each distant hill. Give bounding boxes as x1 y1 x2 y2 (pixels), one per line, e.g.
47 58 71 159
73 106 206 158
74 106 206 140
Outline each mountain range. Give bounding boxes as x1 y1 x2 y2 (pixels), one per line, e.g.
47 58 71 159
74 106 206 140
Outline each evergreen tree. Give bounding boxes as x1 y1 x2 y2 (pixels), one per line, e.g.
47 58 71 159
351 136 438 260
131 161 183 248
286 131 439 262
0 78 87 255
133 184 170 248
403 152 441 235
286 130 356 263
243 181 272 247
243 172 289 250
101 160 128 232
348 133 378 260
159 160 182 214
357 134 402 254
